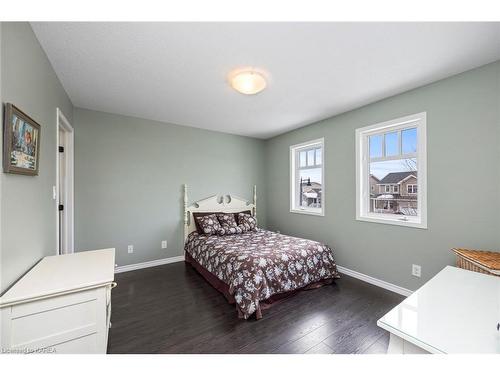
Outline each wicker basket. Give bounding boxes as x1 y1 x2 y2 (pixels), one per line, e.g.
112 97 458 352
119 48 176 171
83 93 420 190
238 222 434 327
452 248 500 276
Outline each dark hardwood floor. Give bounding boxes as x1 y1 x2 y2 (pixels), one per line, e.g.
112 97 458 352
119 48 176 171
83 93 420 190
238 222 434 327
107 261 403 354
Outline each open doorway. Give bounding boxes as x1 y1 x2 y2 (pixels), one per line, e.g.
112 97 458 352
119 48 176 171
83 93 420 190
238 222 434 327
57 108 74 255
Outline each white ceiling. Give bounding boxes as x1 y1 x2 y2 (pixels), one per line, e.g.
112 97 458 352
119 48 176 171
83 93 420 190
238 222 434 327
31 22 500 139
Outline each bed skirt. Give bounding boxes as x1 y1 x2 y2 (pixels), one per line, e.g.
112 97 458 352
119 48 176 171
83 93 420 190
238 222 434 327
184 251 335 319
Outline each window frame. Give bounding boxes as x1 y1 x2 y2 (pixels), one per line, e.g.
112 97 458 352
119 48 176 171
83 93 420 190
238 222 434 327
407 184 417 194
355 112 427 229
290 138 325 216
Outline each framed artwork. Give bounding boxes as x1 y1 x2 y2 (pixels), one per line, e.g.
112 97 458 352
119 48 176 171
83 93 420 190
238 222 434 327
3 103 41 176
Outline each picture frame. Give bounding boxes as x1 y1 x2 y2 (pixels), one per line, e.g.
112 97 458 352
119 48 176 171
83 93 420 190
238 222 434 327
3 103 41 176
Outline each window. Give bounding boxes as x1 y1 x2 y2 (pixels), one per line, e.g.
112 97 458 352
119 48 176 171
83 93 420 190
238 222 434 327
356 113 427 228
290 138 324 216
407 184 417 194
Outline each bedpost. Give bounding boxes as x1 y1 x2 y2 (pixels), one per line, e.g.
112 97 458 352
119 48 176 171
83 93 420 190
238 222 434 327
183 184 188 241
253 185 257 219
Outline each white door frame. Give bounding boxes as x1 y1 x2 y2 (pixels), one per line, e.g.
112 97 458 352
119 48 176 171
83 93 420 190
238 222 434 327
56 108 74 255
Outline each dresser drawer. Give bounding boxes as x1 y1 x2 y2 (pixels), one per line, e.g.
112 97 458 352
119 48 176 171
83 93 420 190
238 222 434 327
2 286 109 352
48 333 99 354
0 248 115 354
11 288 97 319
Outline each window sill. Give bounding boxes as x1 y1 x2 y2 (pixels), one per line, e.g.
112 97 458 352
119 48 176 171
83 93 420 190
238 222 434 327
356 214 427 229
290 208 324 217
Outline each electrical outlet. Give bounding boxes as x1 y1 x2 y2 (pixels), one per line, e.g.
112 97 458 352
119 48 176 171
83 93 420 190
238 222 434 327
127 245 134 254
412 264 421 278
161 240 167 249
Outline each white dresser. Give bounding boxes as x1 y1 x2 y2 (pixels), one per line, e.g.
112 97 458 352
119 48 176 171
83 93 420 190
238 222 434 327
0 249 115 354
378 266 500 354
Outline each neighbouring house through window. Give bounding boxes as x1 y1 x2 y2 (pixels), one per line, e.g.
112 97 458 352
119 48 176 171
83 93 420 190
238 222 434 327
290 138 324 215
356 113 427 228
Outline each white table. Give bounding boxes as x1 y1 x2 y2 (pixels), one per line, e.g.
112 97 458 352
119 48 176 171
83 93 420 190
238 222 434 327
377 266 500 354
0 249 115 353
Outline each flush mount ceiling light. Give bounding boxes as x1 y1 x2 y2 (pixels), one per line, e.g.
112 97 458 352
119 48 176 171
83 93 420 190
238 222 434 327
229 70 267 95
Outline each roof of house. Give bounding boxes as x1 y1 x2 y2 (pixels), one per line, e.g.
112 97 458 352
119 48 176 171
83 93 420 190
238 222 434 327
303 192 318 199
378 171 417 184
301 182 322 190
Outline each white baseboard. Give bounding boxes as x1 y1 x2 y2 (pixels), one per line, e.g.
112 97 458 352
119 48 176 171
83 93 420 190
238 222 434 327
114 256 412 296
115 255 185 274
336 265 413 297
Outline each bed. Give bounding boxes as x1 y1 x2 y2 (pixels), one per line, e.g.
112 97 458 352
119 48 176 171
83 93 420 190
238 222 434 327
183 185 340 319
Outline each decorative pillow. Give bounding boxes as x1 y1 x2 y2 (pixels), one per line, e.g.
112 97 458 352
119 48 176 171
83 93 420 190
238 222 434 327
193 212 220 234
195 214 222 236
216 213 243 235
238 213 257 232
234 210 252 225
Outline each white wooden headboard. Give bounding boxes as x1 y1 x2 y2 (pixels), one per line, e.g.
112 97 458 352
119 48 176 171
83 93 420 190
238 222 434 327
183 184 256 240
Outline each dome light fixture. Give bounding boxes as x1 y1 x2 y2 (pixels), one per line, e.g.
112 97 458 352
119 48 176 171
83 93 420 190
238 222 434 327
229 70 267 95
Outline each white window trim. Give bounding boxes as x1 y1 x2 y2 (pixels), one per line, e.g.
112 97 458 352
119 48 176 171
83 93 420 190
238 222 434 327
290 138 325 216
355 112 427 229
407 184 418 194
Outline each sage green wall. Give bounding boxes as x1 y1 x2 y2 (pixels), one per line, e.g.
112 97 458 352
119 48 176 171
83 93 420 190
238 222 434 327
0 23 4 293
265 61 500 291
73 108 267 267
0 22 74 293
1 22 498 295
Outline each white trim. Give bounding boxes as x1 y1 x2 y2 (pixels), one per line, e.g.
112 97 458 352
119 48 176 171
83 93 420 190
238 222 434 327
56 108 75 255
114 255 185 274
113 257 413 296
369 152 417 163
336 265 413 297
398 174 417 184
113 255 413 301
290 137 325 216
355 214 424 229
357 113 423 135
407 184 418 194
355 112 427 229
290 208 324 216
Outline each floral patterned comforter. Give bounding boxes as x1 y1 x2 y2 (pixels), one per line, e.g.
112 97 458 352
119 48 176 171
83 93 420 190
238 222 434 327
184 229 340 319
